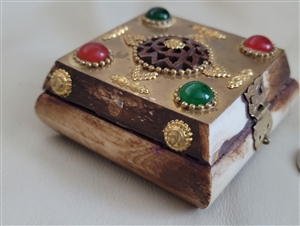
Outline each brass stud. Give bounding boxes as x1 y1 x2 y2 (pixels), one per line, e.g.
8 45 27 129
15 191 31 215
50 69 72 98
163 119 193 152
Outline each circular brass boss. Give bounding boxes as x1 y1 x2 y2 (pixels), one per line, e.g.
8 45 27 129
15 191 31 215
163 119 193 152
50 69 72 98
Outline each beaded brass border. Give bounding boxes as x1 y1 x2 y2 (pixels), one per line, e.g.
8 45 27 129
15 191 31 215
239 40 277 59
142 16 176 28
173 86 218 112
132 34 213 76
73 49 114 68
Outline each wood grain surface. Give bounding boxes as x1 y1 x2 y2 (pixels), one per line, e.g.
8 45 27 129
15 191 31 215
35 77 298 208
35 93 211 208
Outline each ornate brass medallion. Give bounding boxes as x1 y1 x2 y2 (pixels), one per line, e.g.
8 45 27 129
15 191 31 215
163 119 193 152
50 69 72 98
129 34 213 76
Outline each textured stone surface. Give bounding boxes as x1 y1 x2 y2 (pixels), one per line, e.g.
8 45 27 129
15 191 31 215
77 42 109 62
145 7 170 21
244 35 273 52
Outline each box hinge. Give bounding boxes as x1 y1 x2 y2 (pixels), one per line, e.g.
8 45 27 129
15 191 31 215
244 75 273 150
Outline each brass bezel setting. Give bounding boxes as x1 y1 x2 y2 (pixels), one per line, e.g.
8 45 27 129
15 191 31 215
163 119 193 152
142 16 176 29
239 40 277 59
132 34 213 77
50 69 72 98
173 86 218 113
73 49 114 68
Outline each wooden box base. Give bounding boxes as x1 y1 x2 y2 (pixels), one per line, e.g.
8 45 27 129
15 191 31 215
35 78 298 208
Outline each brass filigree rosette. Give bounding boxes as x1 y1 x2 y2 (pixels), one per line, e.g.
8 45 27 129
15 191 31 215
163 119 193 152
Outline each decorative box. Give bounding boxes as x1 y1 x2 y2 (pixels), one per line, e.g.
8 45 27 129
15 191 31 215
35 7 299 208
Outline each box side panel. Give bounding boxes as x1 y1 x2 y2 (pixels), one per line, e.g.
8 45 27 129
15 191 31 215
44 61 210 164
35 93 212 208
209 52 291 165
263 53 291 102
209 96 250 164
210 78 298 205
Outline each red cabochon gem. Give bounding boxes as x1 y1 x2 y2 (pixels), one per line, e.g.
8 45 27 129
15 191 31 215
244 35 273 52
77 42 109 62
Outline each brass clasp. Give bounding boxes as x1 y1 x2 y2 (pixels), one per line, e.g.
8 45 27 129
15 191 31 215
244 76 272 150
